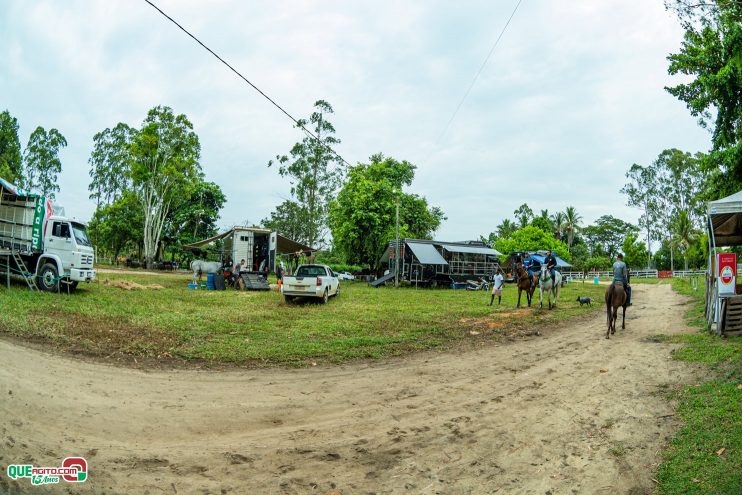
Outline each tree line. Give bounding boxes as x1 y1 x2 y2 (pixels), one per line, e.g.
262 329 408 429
0 110 67 197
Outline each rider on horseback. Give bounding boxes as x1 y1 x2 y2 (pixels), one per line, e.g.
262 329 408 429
522 252 541 289
544 249 558 286
612 253 632 305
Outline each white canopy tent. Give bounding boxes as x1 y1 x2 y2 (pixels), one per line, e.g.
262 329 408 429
706 190 742 336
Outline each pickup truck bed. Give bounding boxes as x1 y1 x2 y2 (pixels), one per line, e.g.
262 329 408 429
281 264 339 304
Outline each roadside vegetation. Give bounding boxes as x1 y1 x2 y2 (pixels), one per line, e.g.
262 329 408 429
0 273 604 367
655 278 742 494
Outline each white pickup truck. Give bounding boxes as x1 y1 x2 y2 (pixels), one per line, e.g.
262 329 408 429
281 264 339 304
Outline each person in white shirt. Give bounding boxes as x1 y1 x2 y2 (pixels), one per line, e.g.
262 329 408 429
490 267 504 306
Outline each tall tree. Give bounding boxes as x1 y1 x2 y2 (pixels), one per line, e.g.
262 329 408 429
654 149 707 226
262 200 310 245
21 126 67 197
88 123 134 208
621 163 660 267
582 215 638 258
130 106 201 268
563 206 582 251
666 0 742 196
0 110 22 182
269 100 344 248
165 178 226 252
551 211 566 241
622 232 650 269
88 191 144 263
329 153 444 268
513 203 534 229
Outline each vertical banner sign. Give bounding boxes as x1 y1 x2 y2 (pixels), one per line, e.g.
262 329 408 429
717 253 737 295
31 196 45 251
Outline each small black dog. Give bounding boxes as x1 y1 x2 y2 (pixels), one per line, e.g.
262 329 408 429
576 296 592 306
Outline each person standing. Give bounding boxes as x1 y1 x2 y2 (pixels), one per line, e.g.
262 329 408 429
490 267 504 306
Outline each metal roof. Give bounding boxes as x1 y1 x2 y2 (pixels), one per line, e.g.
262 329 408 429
441 244 502 256
708 190 742 247
407 242 448 265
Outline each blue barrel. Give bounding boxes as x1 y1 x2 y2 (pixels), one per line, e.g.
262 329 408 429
207 273 216 290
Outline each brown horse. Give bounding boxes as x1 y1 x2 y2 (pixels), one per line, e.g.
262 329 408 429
605 282 627 339
516 263 536 308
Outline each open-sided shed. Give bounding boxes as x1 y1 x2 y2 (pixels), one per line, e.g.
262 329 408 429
706 190 742 336
379 238 501 285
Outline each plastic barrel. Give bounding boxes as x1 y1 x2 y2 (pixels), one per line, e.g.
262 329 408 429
207 273 216 290
594 276 599 285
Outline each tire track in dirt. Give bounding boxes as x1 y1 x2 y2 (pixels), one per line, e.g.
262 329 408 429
0 283 698 494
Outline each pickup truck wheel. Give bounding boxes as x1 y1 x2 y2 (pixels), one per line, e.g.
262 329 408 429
284 295 294 303
321 289 329 304
335 285 340 297
38 263 59 292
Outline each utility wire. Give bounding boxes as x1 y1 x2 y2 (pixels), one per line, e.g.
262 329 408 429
142 0 352 168
436 0 523 143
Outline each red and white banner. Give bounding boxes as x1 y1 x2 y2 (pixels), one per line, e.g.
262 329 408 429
717 253 737 295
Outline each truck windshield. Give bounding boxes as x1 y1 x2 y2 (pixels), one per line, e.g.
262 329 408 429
295 266 327 277
71 223 92 247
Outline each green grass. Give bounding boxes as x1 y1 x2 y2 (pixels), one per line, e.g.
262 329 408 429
0 272 605 366
655 278 742 494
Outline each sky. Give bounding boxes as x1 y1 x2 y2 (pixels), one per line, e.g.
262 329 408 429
0 0 712 242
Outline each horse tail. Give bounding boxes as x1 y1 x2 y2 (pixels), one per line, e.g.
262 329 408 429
190 260 197 271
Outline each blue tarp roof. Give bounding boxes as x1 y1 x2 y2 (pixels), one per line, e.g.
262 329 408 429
528 252 573 269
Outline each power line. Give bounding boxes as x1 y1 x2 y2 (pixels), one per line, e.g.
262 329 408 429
436 0 523 143
142 0 352 168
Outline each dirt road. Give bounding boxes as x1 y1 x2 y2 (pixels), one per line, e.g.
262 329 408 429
0 284 698 494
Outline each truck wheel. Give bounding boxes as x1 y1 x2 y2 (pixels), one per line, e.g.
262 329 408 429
38 263 59 292
321 289 329 304
335 285 340 297
284 295 294 304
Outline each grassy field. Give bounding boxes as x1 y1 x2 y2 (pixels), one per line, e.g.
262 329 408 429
655 278 742 494
0 271 605 366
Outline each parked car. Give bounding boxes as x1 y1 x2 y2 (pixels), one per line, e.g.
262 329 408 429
337 271 354 281
281 264 340 304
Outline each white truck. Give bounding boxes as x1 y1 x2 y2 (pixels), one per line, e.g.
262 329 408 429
0 177 96 292
281 264 339 304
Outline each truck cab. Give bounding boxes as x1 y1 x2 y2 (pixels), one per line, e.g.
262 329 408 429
36 216 96 291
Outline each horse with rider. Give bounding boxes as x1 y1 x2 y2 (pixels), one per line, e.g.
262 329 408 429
605 253 632 338
511 249 561 308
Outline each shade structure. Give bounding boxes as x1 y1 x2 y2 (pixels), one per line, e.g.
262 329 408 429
708 190 742 247
407 242 448 265
441 244 502 256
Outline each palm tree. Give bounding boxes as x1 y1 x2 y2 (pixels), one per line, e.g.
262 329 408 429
671 210 697 270
497 219 517 239
551 211 566 240
563 206 583 252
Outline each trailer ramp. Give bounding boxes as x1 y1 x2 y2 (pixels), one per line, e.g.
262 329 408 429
369 270 396 287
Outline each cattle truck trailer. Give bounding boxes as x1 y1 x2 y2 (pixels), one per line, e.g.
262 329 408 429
0 177 96 292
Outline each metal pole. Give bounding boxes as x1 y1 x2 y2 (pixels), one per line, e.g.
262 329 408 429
395 198 400 287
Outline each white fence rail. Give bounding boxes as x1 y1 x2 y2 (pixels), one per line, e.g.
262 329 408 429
561 269 705 280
